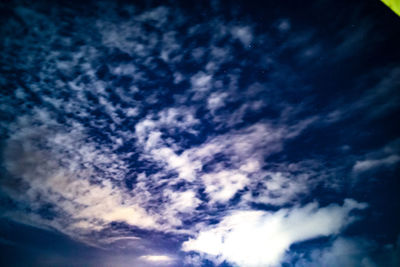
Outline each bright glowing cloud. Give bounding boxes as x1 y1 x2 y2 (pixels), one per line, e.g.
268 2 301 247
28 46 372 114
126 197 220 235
139 255 174 262
182 199 367 267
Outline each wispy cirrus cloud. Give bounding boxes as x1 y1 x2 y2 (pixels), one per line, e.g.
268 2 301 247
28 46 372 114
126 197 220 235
353 155 400 173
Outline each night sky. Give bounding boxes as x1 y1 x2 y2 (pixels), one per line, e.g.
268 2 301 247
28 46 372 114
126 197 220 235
0 0 400 266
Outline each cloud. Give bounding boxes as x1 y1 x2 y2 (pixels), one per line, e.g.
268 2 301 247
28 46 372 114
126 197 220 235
1 1 397 265
190 71 213 92
139 255 174 262
132 118 319 208
293 237 377 267
139 254 175 266
202 170 249 203
191 123 285 164
100 236 141 245
207 92 228 112
291 235 400 267
353 155 400 173
1 118 161 244
324 67 400 124
243 171 311 206
231 26 253 47
182 199 367 267
159 189 202 227
292 234 400 266
276 19 291 33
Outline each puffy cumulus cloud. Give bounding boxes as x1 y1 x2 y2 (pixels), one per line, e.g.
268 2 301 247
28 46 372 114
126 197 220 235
182 199 367 267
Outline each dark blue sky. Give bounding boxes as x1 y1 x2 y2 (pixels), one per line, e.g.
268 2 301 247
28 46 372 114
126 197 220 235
0 0 399 266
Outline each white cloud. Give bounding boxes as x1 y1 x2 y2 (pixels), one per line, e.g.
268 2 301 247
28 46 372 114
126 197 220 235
139 255 174 262
164 189 201 214
2 3 385 263
158 108 199 131
109 64 136 76
190 71 213 91
2 104 322 249
231 26 253 47
126 107 139 117
2 121 160 244
207 92 228 112
137 6 170 27
353 154 400 173
239 159 261 173
243 171 310 206
173 72 184 84
150 147 201 182
183 254 203 266
182 199 367 267
202 170 249 203
192 123 285 165
135 108 199 150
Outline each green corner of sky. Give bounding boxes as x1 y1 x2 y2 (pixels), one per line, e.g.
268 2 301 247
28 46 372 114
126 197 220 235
381 0 400 17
